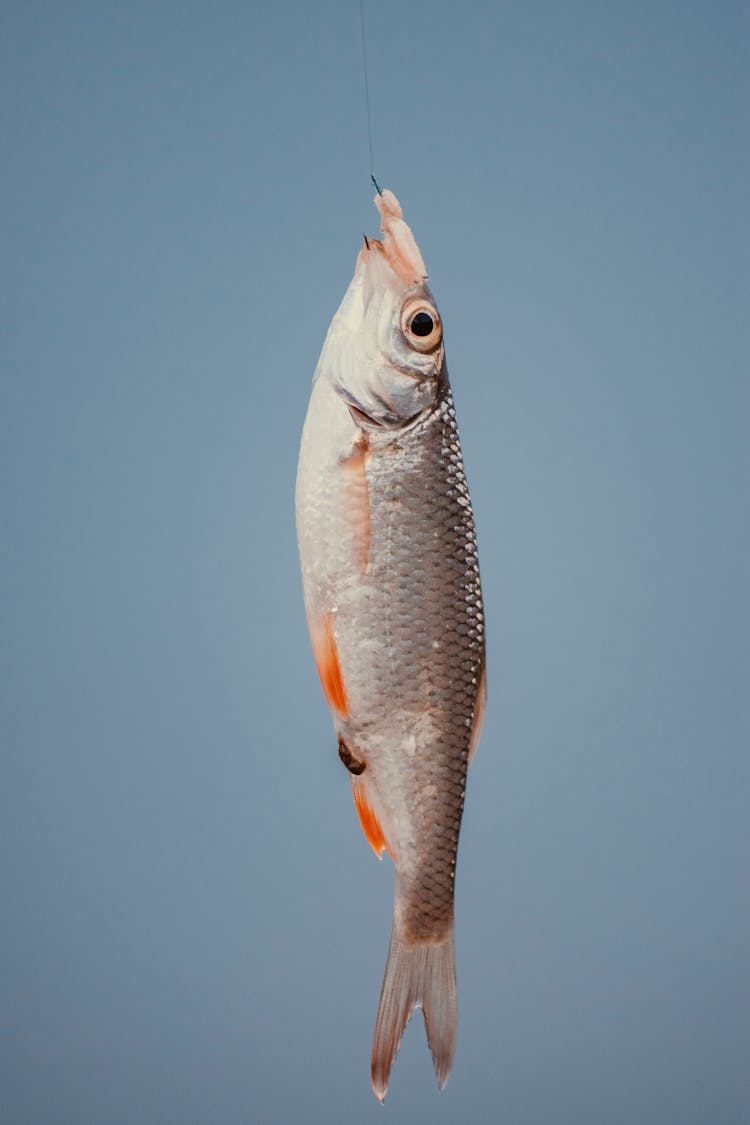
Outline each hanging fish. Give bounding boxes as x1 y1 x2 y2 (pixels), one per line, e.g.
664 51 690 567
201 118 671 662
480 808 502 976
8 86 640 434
296 188 485 1099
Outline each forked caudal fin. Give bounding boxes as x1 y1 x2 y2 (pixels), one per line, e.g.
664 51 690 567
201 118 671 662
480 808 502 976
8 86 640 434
371 921 457 1101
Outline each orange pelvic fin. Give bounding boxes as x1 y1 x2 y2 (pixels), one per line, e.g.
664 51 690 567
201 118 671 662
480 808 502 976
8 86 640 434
311 612 349 719
352 776 393 861
468 662 486 766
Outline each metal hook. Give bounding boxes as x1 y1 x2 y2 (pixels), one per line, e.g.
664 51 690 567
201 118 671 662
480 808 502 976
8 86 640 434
371 174 383 196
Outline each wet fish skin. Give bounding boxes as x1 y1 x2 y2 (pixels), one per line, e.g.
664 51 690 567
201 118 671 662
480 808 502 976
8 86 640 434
296 189 485 1099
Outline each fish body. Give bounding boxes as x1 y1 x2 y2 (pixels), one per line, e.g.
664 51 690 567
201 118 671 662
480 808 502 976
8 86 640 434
296 190 485 1098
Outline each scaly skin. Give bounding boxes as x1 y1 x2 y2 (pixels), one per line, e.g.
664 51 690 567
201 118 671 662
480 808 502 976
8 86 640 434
332 388 483 941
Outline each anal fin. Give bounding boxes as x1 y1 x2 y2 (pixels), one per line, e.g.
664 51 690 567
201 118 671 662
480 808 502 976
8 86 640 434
352 776 394 861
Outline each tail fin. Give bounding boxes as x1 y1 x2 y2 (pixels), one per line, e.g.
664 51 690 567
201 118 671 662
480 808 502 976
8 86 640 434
370 920 457 1101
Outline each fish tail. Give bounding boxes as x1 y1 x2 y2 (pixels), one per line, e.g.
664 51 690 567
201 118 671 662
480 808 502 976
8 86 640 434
370 918 457 1101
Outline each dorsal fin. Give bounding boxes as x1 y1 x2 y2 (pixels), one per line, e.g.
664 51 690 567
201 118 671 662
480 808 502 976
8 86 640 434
468 663 486 766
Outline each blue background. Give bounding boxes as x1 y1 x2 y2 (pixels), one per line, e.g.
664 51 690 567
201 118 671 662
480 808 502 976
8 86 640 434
2 2 748 1122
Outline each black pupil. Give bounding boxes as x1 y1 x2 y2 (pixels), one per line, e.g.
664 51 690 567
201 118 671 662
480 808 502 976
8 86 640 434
410 311 434 337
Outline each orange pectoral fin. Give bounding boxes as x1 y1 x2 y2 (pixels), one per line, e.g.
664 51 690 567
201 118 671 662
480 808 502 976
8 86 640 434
352 777 394 861
340 432 371 574
311 613 349 720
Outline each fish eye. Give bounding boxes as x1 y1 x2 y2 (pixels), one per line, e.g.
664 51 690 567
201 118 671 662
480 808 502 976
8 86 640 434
410 312 434 336
400 298 442 354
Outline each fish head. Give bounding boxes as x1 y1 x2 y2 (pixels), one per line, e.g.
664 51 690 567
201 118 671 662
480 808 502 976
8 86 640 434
318 190 446 431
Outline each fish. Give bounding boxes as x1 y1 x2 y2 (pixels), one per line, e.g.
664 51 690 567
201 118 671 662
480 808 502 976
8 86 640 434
295 188 485 1099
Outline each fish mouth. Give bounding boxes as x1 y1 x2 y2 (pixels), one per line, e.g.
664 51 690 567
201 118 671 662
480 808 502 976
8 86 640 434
372 189 428 284
358 190 428 286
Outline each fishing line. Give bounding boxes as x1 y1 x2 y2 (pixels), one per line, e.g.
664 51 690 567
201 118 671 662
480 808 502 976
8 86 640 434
359 0 382 193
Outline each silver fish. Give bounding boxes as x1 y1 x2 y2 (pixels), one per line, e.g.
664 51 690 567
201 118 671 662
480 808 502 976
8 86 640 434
296 189 485 1099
